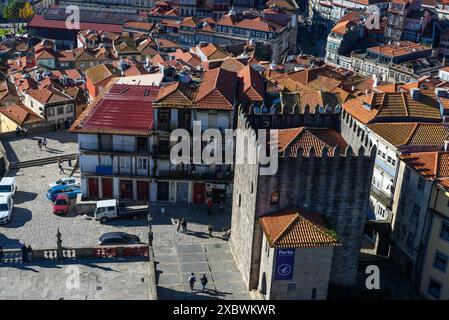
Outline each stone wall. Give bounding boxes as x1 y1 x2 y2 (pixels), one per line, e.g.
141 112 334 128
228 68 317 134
230 111 376 290
255 147 376 287
229 111 260 290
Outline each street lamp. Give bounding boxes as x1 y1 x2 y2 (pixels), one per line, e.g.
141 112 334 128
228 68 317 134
147 212 154 246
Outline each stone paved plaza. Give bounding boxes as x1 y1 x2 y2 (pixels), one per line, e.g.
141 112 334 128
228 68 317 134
155 242 250 300
2 129 78 163
0 163 232 249
0 258 149 300
0 132 248 300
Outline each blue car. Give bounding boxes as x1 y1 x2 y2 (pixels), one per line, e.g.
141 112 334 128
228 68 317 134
46 185 81 201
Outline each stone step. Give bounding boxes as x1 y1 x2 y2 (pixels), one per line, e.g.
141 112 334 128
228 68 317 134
9 153 78 170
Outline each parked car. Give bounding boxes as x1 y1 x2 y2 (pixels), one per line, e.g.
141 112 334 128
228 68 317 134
98 232 141 245
0 194 14 224
52 193 70 215
0 177 17 197
49 177 80 189
46 185 81 201
94 199 149 223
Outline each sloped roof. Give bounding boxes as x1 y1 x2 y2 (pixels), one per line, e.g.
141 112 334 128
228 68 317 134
259 208 339 248
154 81 196 106
368 122 449 147
238 65 265 103
400 151 449 189
343 91 440 124
277 127 348 156
85 64 120 85
195 68 236 110
0 103 43 126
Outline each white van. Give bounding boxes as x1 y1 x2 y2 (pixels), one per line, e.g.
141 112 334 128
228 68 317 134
0 177 17 197
0 194 13 224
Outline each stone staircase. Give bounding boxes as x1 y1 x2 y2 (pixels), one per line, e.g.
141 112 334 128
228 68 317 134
8 153 78 170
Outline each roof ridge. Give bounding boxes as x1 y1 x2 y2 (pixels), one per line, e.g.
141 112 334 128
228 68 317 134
401 92 409 117
404 122 419 145
271 213 300 245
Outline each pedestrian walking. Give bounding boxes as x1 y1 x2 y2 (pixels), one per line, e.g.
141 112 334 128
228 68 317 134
23 125 28 137
58 158 64 174
15 126 20 137
200 274 208 292
188 273 196 292
181 218 187 233
177 219 182 232
43 138 48 149
148 227 153 246
37 139 42 151
207 199 212 215
21 244 27 262
26 245 33 262
208 224 213 238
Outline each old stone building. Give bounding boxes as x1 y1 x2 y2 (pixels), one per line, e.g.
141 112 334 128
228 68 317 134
229 110 376 296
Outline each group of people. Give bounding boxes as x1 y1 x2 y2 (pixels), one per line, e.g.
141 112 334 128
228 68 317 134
15 125 28 138
188 273 209 293
37 137 48 151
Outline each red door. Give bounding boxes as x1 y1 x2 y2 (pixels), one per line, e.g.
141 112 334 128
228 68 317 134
102 178 113 199
88 177 99 199
137 181 149 201
193 183 205 204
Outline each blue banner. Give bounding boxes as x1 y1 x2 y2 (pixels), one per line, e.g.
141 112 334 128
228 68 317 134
274 249 295 280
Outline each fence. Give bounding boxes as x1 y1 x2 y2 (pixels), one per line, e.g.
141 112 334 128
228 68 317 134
0 244 149 264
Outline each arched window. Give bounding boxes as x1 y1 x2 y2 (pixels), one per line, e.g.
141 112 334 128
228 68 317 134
270 191 279 204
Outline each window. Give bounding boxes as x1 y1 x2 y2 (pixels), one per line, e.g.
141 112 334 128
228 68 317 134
428 279 441 299
434 252 448 272
66 104 74 113
440 220 449 241
119 157 131 169
137 158 148 170
99 155 112 166
47 108 55 116
57 107 64 115
270 191 279 204
417 177 425 191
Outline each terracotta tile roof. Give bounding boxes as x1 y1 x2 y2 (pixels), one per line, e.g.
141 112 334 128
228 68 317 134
368 123 449 147
27 88 73 105
195 68 236 110
259 208 339 248
154 81 195 106
368 41 430 58
400 152 449 186
331 20 353 35
0 103 43 126
277 127 348 156
85 64 120 85
197 43 230 61
219 57 247 73
375 83 402 93
343 91 440 124
238 65 265 103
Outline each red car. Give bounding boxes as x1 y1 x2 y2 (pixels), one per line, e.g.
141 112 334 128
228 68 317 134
53 193 70 215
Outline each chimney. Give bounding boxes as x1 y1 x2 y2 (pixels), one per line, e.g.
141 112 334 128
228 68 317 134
410 87 421 101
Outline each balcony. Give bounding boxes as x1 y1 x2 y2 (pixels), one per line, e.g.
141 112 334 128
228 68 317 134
370 186 393 210
157 169 232 181
79 142 152 156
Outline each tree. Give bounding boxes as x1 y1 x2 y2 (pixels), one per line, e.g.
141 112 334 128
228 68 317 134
19 1 33 29
3 0 22 34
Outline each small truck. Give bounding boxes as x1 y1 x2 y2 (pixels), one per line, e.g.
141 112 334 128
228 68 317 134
94 199 149 223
